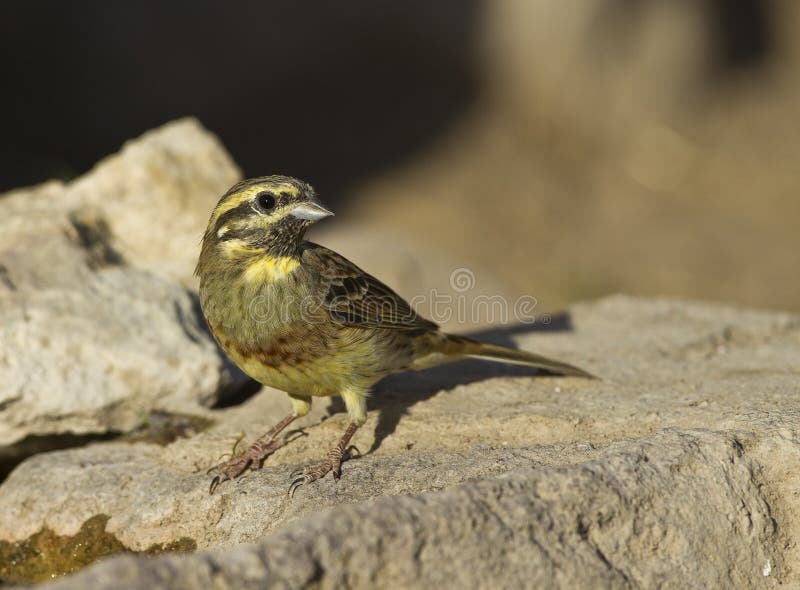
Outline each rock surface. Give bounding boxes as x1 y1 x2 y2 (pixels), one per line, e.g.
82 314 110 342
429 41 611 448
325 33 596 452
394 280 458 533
0 120 245 447
1 118 240 286
0 208 239 448
1 296 798 588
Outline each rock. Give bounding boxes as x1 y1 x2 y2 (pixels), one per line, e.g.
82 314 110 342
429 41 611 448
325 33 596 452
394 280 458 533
1 296 798 587
14 430 779 589
1 118 241 286
0 208 240 447
0 120 247 448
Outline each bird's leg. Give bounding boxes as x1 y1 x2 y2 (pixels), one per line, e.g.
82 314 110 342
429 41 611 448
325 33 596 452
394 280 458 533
288 421 359 498
208 412 298 494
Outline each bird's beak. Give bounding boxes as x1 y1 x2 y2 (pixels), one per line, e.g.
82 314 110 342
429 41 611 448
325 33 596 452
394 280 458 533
289 198 334 222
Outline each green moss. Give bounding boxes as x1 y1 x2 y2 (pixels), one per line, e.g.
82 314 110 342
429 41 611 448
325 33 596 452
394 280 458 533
0 514 196 586
144 537 198 555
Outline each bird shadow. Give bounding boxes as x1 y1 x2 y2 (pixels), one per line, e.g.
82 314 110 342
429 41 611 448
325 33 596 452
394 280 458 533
325 312 578 455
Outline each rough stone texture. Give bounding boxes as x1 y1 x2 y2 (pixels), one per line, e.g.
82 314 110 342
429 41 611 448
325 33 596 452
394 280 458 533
0 209 239 447
0 120 245 446
1 296 798 588
1 118 241 285
14 430 782 590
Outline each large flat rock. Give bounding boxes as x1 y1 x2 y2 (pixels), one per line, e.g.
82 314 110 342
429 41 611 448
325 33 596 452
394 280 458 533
1 296 797 587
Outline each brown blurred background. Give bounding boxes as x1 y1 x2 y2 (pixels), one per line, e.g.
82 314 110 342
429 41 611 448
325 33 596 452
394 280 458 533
2 1 798 312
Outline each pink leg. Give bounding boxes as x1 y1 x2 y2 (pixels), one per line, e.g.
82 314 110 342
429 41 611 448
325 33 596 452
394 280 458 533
208 413 298 494
288 421 359 498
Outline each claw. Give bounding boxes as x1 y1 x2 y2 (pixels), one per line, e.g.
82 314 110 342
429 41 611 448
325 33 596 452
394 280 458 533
288 474 309 499
205 454 253 494
205 434 293 493
209 474 224 495
285 421 360 499
206 432 249 476
203 413 301 494
287 460 338 499
343 445 361 461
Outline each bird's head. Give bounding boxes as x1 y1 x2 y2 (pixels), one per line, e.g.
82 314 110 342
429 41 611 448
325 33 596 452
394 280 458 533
200 176 333 262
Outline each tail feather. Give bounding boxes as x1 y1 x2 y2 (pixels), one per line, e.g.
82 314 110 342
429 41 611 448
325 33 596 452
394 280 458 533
431 334 594 378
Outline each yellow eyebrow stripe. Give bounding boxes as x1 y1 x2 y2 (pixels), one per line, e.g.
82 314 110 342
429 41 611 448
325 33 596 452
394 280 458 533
209 182 300 228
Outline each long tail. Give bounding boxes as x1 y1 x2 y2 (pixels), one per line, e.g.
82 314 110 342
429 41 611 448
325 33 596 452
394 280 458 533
414 333 594 378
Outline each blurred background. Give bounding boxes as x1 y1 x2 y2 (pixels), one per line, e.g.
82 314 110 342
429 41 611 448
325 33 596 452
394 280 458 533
2 0 798 312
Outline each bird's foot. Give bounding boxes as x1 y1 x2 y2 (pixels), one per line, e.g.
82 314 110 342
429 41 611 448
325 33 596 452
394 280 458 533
288 444 360 498
207 413 301 494
208 435 289 494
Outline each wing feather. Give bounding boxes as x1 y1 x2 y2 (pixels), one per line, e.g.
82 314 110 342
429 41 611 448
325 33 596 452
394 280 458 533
302 244 438 332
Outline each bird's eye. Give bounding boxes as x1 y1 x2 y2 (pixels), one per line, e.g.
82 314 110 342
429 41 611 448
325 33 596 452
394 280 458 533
256 192 276 212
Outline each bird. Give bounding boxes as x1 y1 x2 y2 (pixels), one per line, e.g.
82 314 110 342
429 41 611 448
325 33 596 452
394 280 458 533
195 175 593 496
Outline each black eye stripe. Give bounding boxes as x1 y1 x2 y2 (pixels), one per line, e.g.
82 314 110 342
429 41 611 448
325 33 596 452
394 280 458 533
213 201 253 236
212 188 300 239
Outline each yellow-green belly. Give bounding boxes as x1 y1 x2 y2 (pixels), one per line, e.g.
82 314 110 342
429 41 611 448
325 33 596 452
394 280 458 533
211 320 410 397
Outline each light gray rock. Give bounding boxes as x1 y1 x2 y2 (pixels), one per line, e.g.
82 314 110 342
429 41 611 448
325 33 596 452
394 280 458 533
0 119 247 447
12 430 782 589
0 209 239 447
1 296 797 588
1 118 241 286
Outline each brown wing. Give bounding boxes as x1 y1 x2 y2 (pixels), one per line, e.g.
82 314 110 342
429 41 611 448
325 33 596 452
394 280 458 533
302 243 438 332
